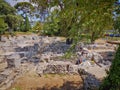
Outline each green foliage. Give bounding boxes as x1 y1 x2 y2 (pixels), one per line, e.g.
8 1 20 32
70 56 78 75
0 0 16 15
14 2 33 32
19 22 25 32
24 16 31 32
14 2 34 10
0 0 24 33
41 0 115 43
30 0 48 11
99 45 120 90
0 17 8 40
43 10 60 36
5 14 23 31
30 0 56 22
114 16 120 33
0 17 8 34
114 2 120 34
17 16 31 32
32 21 43 33
11 87 21 90
14 2 34 18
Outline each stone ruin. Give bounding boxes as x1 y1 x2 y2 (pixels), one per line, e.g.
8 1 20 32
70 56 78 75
36 61 78 76
0 35 116 90
0 35 72 89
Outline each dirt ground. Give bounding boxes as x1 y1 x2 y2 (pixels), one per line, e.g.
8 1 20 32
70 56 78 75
9 70 83 90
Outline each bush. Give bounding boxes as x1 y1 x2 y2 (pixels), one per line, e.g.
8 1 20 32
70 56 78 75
99 45 120 90
32 21 43 34
0 17 8 40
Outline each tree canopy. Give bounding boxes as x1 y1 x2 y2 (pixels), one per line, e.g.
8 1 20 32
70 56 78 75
30 0 116 43
0 0 23 32
0 0 16 15
0 17 8 40
14 2 34 18
114 1 120 34
14 2 33 32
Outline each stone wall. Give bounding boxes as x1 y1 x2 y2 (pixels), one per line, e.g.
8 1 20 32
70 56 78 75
0 35 67 69
36 61 78 76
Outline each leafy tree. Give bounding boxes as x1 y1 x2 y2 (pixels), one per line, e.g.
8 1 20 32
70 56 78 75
79 0 114 43
0 0 23 33
14 2 34 18
100 1 120 90
24 16 31 32
5 14 23 31
19 16 31 32
14 2 34 32
19 21 25 32
0 0 16 15
0 17 8 40
114 16 120 33
43 10 60 36
32 21 43 33
114 1 120 34
66 0 115 43
99 45 120 90
34 0 115 43
30 0 49 22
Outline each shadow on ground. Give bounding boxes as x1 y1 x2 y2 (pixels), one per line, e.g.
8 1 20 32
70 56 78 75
78 69 102 90
35 81 83 90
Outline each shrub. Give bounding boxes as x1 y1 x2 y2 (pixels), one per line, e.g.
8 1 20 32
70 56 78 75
99 45 120 90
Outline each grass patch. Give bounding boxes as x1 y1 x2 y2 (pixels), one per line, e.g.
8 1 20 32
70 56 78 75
44 74 49 78
58 73 66 77
43 73 67 78
13 31 34 36
3 31 35 37
11 86 21 90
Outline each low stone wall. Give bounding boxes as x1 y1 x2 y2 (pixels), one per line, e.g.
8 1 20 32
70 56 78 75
36 61 78 76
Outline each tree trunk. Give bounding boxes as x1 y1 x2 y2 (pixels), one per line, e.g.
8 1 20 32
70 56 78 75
0 35 1 41
91 32 95 44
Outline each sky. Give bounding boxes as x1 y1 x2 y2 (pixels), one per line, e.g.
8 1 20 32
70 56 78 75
5 0 29 6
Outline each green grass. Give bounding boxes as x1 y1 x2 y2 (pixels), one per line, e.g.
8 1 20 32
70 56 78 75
43 73 67 78
13 31 34 36
11 87 21 90
3 31 34 37
44 74 49 78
